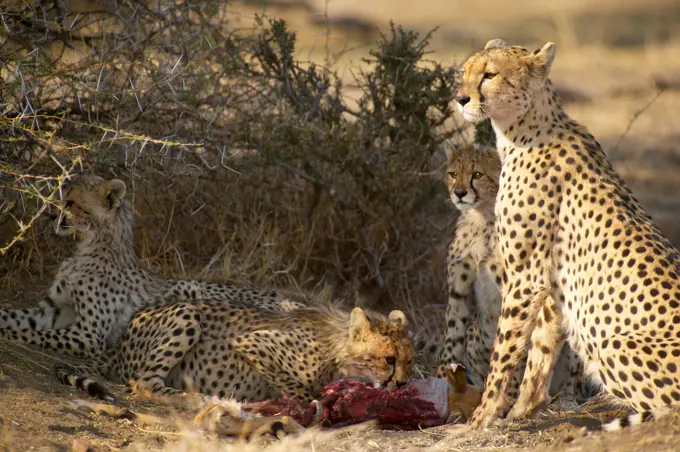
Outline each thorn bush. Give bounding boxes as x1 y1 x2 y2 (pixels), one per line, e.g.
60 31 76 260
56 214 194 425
0 2 474 329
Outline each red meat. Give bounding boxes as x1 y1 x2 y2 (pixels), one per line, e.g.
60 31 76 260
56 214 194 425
244 379 444 429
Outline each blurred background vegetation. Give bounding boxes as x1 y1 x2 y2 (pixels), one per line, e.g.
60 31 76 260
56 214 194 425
1 0 679 336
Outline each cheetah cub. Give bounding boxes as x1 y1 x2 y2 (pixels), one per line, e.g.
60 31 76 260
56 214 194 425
57 302 413 405
440 143 586 403
456 38 680 430
0 176 301 360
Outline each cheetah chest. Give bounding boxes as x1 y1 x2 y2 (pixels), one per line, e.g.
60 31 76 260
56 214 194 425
474 264 502 321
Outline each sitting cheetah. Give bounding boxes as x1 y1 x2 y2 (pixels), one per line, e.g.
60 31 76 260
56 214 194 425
56 301 413 405
0 176 301 359
440 143 586 403
454 38 680 430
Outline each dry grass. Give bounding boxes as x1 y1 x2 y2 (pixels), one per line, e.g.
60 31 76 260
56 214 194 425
0 1 469 339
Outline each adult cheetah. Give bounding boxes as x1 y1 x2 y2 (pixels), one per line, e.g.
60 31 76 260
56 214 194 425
440 143 586 403
0 176 301 359
454 38 680 429
56 301 413 405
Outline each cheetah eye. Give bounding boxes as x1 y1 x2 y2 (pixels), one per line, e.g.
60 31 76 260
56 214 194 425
483 72 497 80
472 172 484 179
447 171 457 179
384 356 396 366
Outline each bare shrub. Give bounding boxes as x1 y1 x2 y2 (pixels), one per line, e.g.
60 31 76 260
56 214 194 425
0 1 474 332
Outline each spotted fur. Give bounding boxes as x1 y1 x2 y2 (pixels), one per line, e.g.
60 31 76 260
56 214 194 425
56 303 413 405
455 38 680 430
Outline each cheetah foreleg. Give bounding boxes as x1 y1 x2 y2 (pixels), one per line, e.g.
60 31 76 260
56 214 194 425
441 256 478 367
552 346 588 405
507 294 564 420
468 286 548 429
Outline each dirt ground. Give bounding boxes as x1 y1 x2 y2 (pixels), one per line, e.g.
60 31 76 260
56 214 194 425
2 343 680 452
3 0 680 450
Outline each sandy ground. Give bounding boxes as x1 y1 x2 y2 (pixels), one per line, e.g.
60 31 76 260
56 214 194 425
3 0 680 450
2 344 680 452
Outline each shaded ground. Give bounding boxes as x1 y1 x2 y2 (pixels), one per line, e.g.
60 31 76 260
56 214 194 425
0 344 169 452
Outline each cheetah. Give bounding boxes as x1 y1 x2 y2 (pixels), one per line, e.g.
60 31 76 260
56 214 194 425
56 301 413 406
440 142 586 403
0 176 301 360
439 142 503 387
453 38 680 430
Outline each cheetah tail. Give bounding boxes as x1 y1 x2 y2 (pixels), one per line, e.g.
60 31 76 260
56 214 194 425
601 407 672 432
55 363 116 403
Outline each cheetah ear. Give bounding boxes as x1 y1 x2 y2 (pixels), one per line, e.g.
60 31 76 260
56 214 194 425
445 363 468 394
103 179 127 209
443 141 458 162
349 307 371 340
484 39 507 50
534 42 556 67
525 42 556 77
387 310 407 330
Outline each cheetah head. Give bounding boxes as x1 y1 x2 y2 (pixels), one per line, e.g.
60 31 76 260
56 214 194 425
54 175 129 239
444 143 500 213
342 307 413 390
455 39 556 126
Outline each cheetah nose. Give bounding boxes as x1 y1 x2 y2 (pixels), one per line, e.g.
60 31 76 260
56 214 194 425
456 95 471 106
396 380 408 388
454 188 468 199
